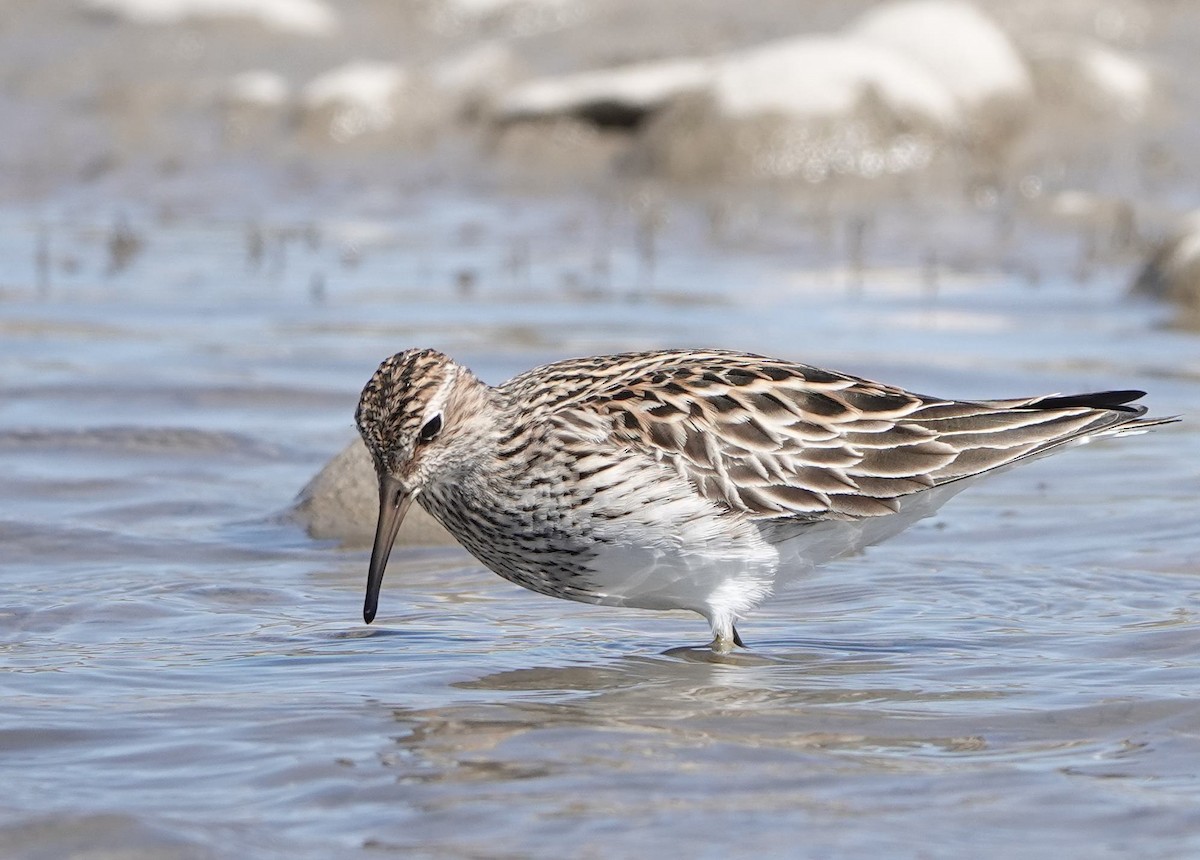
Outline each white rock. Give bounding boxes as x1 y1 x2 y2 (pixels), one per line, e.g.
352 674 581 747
713 35 960 129
1025 36 1153 120
851 0 1032 112
1131 219 1200 328
432 41 521 99
498 58 711 121
81 0 338 36
1167 230 1200 272
493 0 1028 132
1081 44 1152 118
301 61 409 140
303 61 407 110
225 70 289 107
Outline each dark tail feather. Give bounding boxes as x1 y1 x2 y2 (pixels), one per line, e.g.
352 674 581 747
1030 390 1148 414
1018 389 1177 443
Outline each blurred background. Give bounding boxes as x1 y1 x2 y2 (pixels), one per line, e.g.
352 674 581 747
3 2 1200 859
5 0 1200 317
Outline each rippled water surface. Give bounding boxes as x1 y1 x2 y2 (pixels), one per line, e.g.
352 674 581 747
2 191 1198 860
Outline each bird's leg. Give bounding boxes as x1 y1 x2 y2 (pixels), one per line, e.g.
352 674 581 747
732 625 747 649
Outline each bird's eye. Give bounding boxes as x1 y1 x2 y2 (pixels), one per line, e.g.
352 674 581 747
418 413 443 443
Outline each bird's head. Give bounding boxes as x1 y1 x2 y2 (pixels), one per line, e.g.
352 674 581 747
355 348 488 623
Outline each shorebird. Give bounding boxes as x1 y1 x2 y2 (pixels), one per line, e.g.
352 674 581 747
355 348 1173 652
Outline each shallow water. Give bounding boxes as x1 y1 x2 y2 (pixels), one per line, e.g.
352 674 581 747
4 0 1200 854
2 193 1199 859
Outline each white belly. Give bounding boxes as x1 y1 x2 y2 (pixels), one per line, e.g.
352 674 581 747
575 479 977 626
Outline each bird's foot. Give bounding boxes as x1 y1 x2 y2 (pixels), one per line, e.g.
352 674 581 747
709 625 747 654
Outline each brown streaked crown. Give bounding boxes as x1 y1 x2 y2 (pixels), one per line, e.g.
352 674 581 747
356 348 453 474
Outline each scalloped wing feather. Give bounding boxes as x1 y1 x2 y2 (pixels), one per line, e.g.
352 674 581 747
521 350 1157 526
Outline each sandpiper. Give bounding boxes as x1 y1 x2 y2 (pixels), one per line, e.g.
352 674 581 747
355 348 1174 652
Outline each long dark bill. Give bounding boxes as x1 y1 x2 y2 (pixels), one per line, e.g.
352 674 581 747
364 474 414 624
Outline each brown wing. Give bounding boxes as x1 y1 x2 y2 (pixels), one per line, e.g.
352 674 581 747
561 351 1153 523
